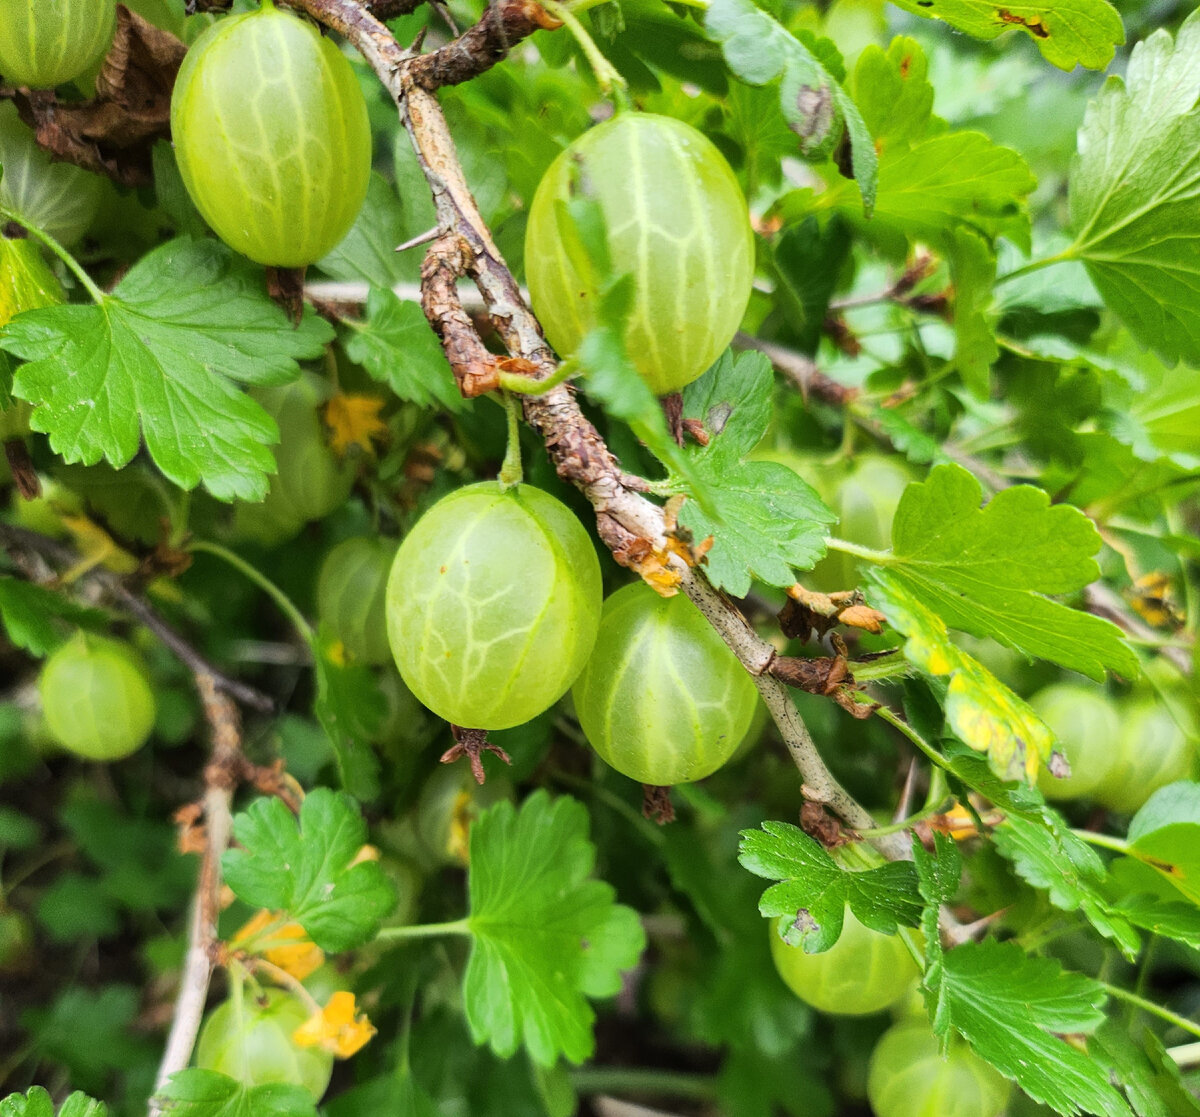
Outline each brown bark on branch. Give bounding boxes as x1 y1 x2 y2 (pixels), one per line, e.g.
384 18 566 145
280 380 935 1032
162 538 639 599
0 522 273 712
149 676 240 1111
407 0 562 89
287 0 910 859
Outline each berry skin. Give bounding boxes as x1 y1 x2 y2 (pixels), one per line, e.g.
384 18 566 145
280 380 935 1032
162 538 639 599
525 111 755 396
769 908 920 1016
39 633 156 761
0 0 117 89
169 0 371 267
868 1020 1011 1117
195 988 334 1101
572 582 759 785
386 482 602 730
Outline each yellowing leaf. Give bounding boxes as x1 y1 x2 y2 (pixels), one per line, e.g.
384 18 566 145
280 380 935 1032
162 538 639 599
292 990 376 1058
323 393 387 456
869 574 1054 780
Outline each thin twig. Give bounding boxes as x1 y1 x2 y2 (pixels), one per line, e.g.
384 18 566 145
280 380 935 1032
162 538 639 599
0 522 274 712
149 675 241 1110
292 0 908 858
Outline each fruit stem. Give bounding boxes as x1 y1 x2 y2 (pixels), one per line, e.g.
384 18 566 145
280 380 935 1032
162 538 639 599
1071 830 1130 855
873 705 949 771
498 357 578 395
375 918 472 942
541 0 628 100
1101 981 1200 1041
498 391 524 489
188 540 314 643
0 206 106 305
569 1067 718 1100
824 537 892 564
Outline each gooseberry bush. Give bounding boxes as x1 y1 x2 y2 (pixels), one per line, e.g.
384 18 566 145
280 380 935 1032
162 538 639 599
2 0 1200 1115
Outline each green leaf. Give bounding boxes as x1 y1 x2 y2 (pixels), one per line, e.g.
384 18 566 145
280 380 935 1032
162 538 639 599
342 287 465 412
738 820 922 951
928 940 1131 1117
0 239 332 502
463 791 645 1066
1 1089 104 1117
318 173 420 288
767 217 852 356
1069 10 1200 364
705 0 878 212
156 1070 318 1117
884 0 1122 71
866 575 1057 778
828 131 1035 246
311 631 385 802
1127 781 1200 905
866 462 1138 679
676 351 834 597
718 1044 834 1117
992 813 1140 958
1109 892 1200 950
947 229 999 396
661 813 814 1055
1090 1024 1200 1117
0 578 105 657
222 787 397 952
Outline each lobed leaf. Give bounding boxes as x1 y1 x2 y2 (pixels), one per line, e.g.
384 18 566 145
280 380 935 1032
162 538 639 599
868 462 1138 679
928 940 1131 1117
155 1070 318 1117
677 351 834 597
1069 9 1200 364
463 791 645 1066
222 788 396 953
0 239 332 502
885 0 1122 71
738 820 922 951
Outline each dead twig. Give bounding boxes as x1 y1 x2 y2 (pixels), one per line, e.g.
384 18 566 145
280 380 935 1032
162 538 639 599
0 522 273 712
149 675 241 1110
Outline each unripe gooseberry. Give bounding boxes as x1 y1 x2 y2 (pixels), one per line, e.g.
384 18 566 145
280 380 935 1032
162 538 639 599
195 988 333 1101
233 374 355 546
525 112 755 396
868 1020 1011 1117
0 103 102 246
39 633 156 761
1093 697 1198 813
1029 682 1122 800
385 481 602 730
769 907 920 1016
0 0 117 89
170 0 372 267
572 582 759 785
808 456 915 592
317 537 397 666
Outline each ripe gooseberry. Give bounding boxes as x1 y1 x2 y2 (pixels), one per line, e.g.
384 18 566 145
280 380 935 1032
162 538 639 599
232 374 355 546
195 988 333 1101
39 633 156 761
769 907 920 1016
317 537 398 666
1029 682 1121 800
867 1020 1011 1117
572 582 759 785
525 112 755 396
0 0 117 89
386 482 602 730
169 0 371 267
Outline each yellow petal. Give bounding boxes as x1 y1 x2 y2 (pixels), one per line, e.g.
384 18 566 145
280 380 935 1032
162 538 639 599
232 910 325 981
324 394 387 457
293 991 376 1058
